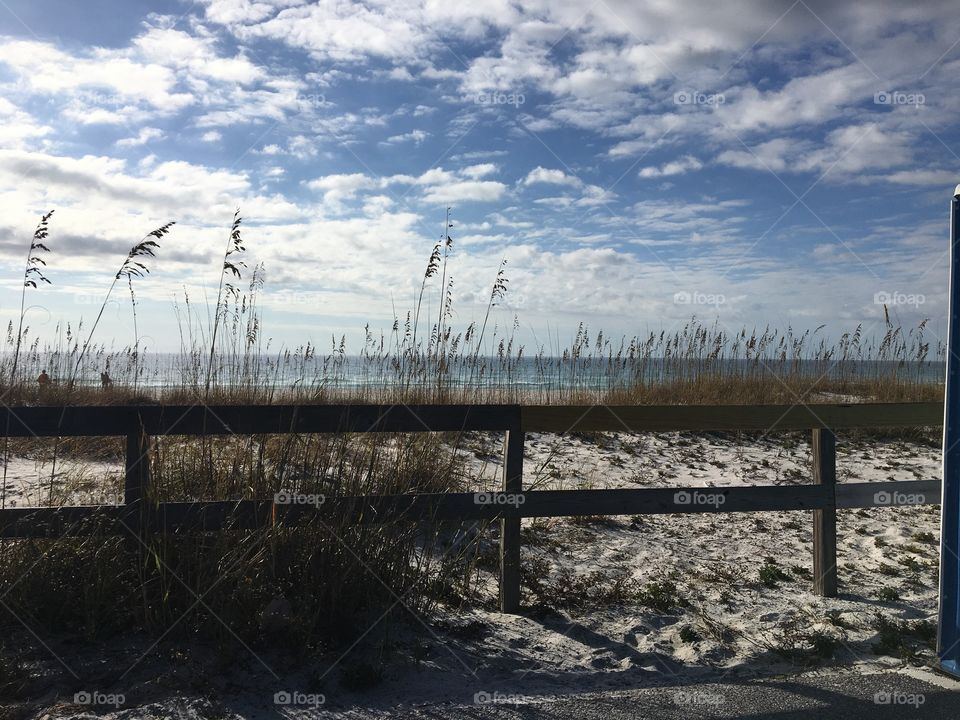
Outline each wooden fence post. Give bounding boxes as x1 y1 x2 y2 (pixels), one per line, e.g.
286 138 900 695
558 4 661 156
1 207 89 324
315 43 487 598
125 411 151 542
500 428 524 613
812 428 838 597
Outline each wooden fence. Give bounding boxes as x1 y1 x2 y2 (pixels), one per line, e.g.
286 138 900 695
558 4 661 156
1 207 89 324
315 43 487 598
0 401 944 612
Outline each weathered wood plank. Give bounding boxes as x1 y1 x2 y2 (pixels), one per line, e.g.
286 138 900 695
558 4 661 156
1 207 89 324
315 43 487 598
0 402 942 438
500 429 524 614
0 506 131 538
520 402 943 433
274 485 831 521
152 500 271 531
124 429 150 509
0 404 521 438
0 479 941 538
515 485 831 516
836 479 941 508
0 501 271 537
812 429 838 597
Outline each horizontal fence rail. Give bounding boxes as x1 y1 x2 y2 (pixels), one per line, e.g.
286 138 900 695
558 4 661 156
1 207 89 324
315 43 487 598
0 401 945 611
0 401 942 437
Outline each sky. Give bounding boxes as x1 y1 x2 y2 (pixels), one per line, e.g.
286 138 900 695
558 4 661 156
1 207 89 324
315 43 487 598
0 0 958 355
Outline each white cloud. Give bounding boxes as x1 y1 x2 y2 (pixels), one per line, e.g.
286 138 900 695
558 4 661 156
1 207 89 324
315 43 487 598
0 38 194 122
0 148 309 225
306 166 509 209
715 64 876 133
461 163 498 179
199 0 302 25
381 129 430 145
229 2 428 62
716 138 797 173
387 67 415 81
522 166 582 187
575 184 615 207
881 169 959 186
133 27 263 84
0 98 50 149
716 125 915 179
0 26 309 132
639 156 703 178
421 180 507 203
116 127 165 148
306 173 379 211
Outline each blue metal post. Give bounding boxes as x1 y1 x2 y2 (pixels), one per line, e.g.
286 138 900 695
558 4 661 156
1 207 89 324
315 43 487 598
939 185 960 677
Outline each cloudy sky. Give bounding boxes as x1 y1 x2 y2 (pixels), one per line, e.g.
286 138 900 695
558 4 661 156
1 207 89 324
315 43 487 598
0 0 958 353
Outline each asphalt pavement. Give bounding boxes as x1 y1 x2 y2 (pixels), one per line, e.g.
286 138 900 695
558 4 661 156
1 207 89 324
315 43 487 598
370 668 960 719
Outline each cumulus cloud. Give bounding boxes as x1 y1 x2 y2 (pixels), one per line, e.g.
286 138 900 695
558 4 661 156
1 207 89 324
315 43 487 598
421 180 506 203
639 156 703 178
0 27 304 130
0 98 50 149
461 163 498 179
116 127 165 148
306 166 509 211
305 173 379 211
881 169 959 185
523 167 582 186
380 129 430 145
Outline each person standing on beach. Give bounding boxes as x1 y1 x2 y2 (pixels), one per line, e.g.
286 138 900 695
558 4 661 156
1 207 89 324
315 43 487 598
37 370 50 390
100 370 112 389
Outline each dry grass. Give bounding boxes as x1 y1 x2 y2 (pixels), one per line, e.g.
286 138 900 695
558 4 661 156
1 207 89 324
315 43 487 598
0 317 944 407
0 210 944 407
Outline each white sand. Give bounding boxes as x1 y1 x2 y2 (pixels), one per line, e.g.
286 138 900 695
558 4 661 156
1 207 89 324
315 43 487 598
0 455 123 507
6 429 947 718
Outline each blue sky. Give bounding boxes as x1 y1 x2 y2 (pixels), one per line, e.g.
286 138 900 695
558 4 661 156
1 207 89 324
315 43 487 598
0 0 958 353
